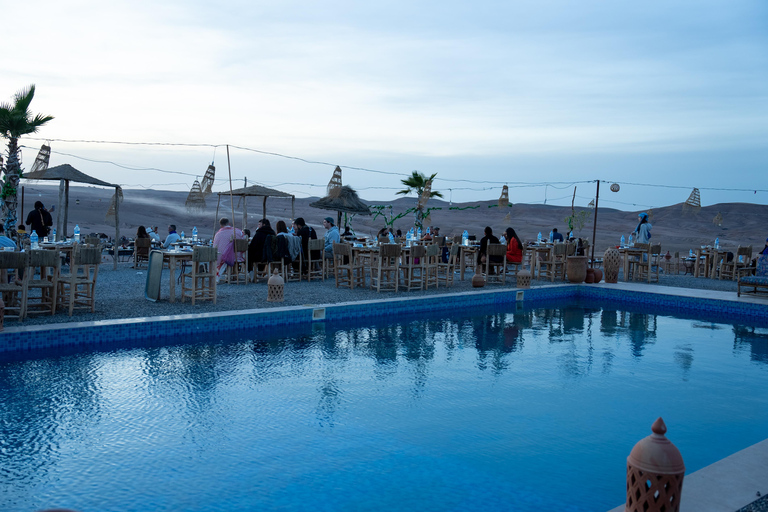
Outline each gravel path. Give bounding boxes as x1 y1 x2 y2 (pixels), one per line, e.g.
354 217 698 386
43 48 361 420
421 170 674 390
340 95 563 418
16 260 741 327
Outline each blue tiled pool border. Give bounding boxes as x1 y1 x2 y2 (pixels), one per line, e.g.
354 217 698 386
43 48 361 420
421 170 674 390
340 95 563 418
2 284 767 358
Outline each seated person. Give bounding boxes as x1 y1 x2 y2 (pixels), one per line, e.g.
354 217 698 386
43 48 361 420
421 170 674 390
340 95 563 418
276 220 301 263
293 217 320 270
422 226 439 241
341 225 353 240
505 227 523 264
552 228 564 242
146 226 161 242
0 225 17 249
322 217 340 259
213 218 246 280
134 225 152 261
478 226 502 265
162 225 181 249
248 218 275 272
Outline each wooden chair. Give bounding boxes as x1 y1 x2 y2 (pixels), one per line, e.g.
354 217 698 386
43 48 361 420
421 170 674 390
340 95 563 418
133 238 152 269
333 242 364 289
540 243 567 282
181 246 217 305
437 244 459 288
57 246 102 316
84 236 101 248
504 244 526 280
371 243 400 292
306 238 325 281
0 251 28 321
226 238 250 284
721 246 752 281
483 243 507 284
401 245 426 291
627 243 650 280
26 249 61 317
424 244 440 289
634 243 661 283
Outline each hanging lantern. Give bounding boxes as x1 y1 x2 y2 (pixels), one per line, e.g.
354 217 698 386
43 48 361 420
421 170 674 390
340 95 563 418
498 185 509 208
417 179 432 210
713 212 723 227
588 199 595 208
185 180 206 212
105 187 124 226
200 164 216 196
327 165 343 194
30 143 51 174
610 183 620 193
682 188 701 215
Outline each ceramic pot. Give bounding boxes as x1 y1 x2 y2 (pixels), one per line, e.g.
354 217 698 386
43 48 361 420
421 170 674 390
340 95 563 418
566 255 588 283
592 268 603 283
585 268 595 283
472 265 486 288
604 247 621 283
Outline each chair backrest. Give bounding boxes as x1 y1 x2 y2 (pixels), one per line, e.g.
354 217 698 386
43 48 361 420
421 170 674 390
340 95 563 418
135 238 152 249
409 245 426 259
426 244 440 259
736 245 752 262
333 242 351 258
309 238 324 252
234 238 249 252
756 254 768 277
453 235 462 245
193 246 217 263
554 243 568 257
378 235 390 244
650 243 662 256
29 249 59 267
634 243 650 251
0 251 26 270
380 243 401 259
434 236 446 247
84 236 101 247
487 243 506 257
74 246 102 266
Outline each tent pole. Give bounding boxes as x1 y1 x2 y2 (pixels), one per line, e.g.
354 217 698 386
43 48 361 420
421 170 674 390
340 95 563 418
226 145 237 236
262 196 267 220
590 180 600 268
214 194 221 239
114 186 120 270
63 180 70 238
56 181 65 241
242 177 248 231
291 196 295 221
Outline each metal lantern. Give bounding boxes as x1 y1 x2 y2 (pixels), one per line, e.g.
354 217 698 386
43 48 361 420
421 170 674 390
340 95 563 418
625 417 685 512
267 269 285 302
610 183 620 193
516 269 531 289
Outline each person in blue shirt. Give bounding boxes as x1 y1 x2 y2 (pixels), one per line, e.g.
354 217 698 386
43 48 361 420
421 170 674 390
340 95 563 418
552 228 564 242
163 224 181 249
0 225 17 249
322 217 340 259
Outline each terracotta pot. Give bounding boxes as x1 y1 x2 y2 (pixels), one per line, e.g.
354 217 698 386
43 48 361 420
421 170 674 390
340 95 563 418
585 268 595 283
566 255 588 283
592 268 603 283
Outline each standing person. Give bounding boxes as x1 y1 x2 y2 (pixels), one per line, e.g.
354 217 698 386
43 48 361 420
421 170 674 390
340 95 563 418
248 218 275 274
552 228 564 242
162 224 180 249
25 201 53 238
322 217 340 260
505 227 523 264
213 218 245 282
478 226 501 265
634 213 652 244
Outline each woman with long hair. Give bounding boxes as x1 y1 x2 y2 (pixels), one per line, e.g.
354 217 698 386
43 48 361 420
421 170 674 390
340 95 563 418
634 212 652 244
505 227 523 264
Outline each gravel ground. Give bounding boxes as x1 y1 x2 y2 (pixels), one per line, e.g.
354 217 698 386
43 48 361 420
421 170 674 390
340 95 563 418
16 260 741 327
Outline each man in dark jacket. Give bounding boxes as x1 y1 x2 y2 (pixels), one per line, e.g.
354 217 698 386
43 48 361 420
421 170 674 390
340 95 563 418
26 201 53 238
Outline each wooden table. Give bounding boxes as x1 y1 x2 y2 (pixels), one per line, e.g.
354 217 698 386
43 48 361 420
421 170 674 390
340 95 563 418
459 245 478 280
694 247 722 278
160 250 194 303
527 244 553 280
40 242 76 263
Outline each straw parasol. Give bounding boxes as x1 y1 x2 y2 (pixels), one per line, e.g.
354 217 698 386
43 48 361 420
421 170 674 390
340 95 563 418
309 185 371 227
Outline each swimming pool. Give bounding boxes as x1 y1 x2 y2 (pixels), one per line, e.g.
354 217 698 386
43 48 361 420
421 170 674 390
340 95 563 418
2 299 768 511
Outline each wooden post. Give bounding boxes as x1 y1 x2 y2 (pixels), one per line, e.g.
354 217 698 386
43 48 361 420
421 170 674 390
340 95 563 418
591 180 600 268
242 177 248 231
63 180 70 238
114 186 120 270
291 196 295 221
56 180 65 241
262 196 267 220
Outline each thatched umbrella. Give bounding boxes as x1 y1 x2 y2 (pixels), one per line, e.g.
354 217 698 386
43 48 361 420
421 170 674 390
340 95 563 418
309 185 371 227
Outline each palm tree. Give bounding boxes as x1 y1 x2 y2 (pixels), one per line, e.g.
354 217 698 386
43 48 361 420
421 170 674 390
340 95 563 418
0 85 54 236
396 171 443 229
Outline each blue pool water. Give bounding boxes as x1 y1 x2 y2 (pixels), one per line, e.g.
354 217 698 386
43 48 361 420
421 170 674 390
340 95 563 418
2 300 768 512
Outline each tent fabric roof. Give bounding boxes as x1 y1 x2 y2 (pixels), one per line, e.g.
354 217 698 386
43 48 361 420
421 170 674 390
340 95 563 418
218 184 294 198
309 185 371 216
24 163 118 188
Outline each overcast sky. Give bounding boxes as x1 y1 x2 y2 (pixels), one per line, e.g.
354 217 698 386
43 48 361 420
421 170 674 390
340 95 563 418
3 0 767 210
